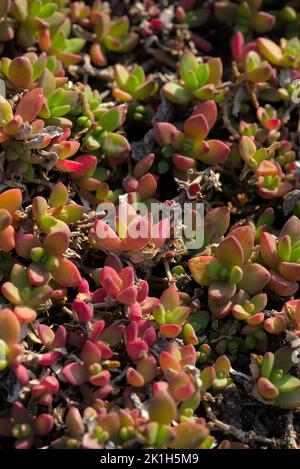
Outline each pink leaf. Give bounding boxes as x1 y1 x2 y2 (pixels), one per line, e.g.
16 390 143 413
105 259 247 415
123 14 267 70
50 257 81 287
198 139 229 164
94 219 123 252
184 114 209 140
154 122 178 147
15 88 44 123
70 154 97 179
62 362 89 386
56 159 84 173
116 285 138 304
100 266 122 295
231 31 244 63
191 100 217 131
160 286 179 312
81 340 101 366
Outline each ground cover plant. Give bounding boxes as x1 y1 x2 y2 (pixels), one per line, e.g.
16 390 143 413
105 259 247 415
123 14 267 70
1 0 300 450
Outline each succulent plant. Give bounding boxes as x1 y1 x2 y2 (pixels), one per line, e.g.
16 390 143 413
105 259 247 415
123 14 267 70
0 401 53 449
258 36 300 70
260 216 300 296
70 2 138 67
252 349 300 409
37 324 67 366
248 207 275 240
163 50 223 104
0 307 28 384
239 136 293 199
232 290 267 325
93 200 170 260
81 104 130 160
231 33 273 84
189 225 270 316
0 188 22 252
155 100 229 170
62 339 111 388
215 1 275 34
1 263 53 323
113 65 158 103
1 50 66 87
30 375 60 406
152 286 191 339
125 319 156 362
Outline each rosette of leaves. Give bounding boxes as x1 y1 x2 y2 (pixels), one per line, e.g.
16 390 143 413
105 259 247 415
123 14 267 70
125 319 156 361
112 64 158 124
258 36 300 71
252 349 300 409
189 225 270 317
122 153 158 204
1 263 53 324
1 52 66 90
32 182 84 228
90 12 139 66
159 343 232 405
82 104 130 162
113 65 158 103
163 50 223 104
62 339 111 387
0 87 82 179
182 206 230 253
239 136 293 199
94 200 170 260
248 207 275 240
70 2 138 67
10 0 85 64
154 100 229 172
232 290 267 325
152 286 192 339
214 0 275 34
68 153 112 202
38 19 85 66
14 187 82 289
231 33 273 83
260 215 300 296
0 401 53 449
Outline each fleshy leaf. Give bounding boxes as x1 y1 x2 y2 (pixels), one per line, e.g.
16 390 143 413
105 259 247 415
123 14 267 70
238 263 270 295
50 257 81 287
16 88 44 123
62 362 89 386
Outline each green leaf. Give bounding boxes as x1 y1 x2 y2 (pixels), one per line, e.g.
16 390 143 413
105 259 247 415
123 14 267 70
125 75 139 94
39 3 57 18
132 66 145 85
98 107 123 132
253 148 266 165
108 16 129 37
196 63 209 87
246 51 261 73
184 70 199 90
163 82 192 104
51 31 66 52
114 64 129 88
65 38 86 53
274 375 300 393
51 105 71 117
179 51 199 81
